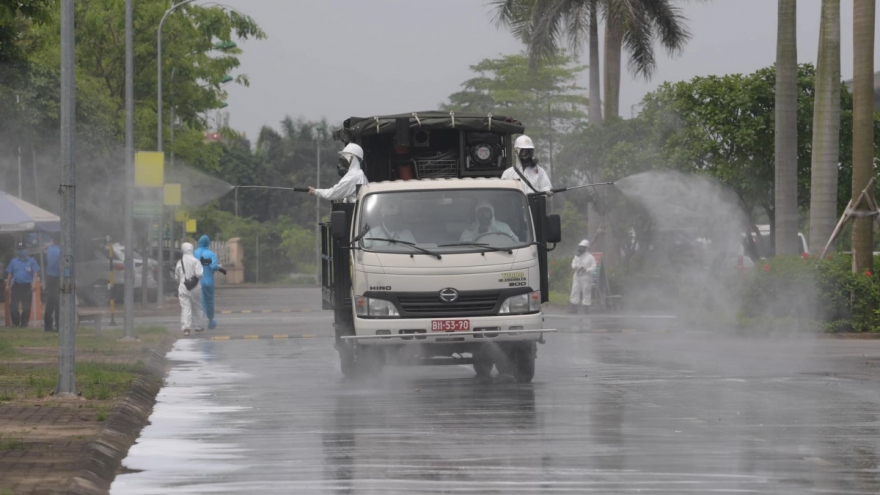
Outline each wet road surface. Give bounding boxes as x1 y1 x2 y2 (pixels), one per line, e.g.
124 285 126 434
113 288 880 494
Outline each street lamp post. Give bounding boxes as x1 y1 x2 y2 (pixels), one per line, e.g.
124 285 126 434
315 126 323 285
156 0 196 308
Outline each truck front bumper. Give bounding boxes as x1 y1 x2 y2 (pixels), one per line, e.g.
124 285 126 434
346 314 553 346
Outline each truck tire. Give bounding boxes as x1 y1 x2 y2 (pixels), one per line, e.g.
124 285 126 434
473 346 494 378
337 343 357 378
512 342 536 384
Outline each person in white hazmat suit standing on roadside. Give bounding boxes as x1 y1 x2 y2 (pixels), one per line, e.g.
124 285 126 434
570 239 597 314
176 242 204 336
308 143 369 203
501 135 552 195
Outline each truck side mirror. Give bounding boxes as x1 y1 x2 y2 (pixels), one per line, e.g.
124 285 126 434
546 214 561 244
331 211 348 241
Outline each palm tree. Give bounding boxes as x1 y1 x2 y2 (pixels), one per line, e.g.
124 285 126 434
808 0 840 256
774 0 799 256
851 0 875 273
493 0 691 121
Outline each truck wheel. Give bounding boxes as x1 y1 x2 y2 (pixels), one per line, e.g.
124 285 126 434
473 346 494 378
512 342 536 384
338 343 357 378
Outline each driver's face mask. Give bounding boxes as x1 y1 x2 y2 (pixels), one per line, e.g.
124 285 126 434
518 148 534 166
476 208 492 226
577 247 587 255
337 155 351 177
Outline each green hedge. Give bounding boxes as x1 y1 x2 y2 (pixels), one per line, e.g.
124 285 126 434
740 254 880 332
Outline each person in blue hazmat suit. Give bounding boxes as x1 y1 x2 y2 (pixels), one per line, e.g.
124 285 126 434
194 235 223 330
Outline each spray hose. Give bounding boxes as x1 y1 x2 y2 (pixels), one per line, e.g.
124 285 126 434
235 185 310 193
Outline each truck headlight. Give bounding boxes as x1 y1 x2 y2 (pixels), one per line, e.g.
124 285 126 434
499 291 541 315
355 296 400 318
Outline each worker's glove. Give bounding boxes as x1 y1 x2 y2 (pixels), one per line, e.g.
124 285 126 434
545 190 554 197
218 268 227 275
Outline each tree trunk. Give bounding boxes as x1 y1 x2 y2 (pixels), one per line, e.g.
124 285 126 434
852 0 875 273
588 0 602 126
603 14 621 120
774 0 799 256
809 0 841 255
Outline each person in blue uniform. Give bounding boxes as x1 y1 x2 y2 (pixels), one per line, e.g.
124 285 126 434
5 242 40 327
43 235 61 332
194 235 221 330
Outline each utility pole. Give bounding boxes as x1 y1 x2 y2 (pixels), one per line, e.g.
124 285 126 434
56 0 77 396
315 128 321 285
123 0 135 339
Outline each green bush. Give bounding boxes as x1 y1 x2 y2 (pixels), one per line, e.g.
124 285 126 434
739 254 880 332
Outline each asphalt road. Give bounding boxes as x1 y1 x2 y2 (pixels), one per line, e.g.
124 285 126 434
112 287 880 494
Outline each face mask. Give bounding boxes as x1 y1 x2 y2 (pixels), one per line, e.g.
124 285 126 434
477 208 492 226
577 247 587 255
337 156 351 177
518 149 534 166
18 250 26 257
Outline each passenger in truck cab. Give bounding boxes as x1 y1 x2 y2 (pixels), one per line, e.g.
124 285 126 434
308 142 368 203
459 200 518 242
363 201 416 248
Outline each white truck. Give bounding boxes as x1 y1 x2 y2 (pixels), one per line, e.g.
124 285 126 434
321 112 560 382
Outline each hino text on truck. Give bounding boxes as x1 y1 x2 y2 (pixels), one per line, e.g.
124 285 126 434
321 112 561 383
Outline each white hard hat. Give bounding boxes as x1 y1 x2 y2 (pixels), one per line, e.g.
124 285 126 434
578 239 590 248
339 143 364 160
514 135 535 150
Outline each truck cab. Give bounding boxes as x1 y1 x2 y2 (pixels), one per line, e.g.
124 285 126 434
321 112 560 382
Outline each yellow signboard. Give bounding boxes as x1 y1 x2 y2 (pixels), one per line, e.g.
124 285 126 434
174 209 188 222
164 183 181 206
186 219 197 233
135 152 164 187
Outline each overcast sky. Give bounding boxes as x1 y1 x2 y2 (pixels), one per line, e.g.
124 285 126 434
213 0 880 142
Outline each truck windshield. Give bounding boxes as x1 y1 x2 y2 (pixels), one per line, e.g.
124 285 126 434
358 189 534 253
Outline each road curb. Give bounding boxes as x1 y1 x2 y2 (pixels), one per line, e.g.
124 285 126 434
63 334 176 494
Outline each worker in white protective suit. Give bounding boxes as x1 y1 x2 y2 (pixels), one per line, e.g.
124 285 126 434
363 201 417 248
460 200 518 242
308 142 368 203
176 242 204 336
570 239 597 314
501 135 553 195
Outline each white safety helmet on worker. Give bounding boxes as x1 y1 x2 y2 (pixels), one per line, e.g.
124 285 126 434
339 142 364 161
578 239 590 248
514 135 535 151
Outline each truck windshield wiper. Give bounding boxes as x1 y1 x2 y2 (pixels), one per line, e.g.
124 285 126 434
350 225 370 246
438 242 513 254
363 238 442 259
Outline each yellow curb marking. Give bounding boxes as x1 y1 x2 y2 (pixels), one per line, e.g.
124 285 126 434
209 336 230 340
273 334 289 339
302 333 316 338
220 310 233 314
243 335 259 339
240 310 252 314
593 328 608 333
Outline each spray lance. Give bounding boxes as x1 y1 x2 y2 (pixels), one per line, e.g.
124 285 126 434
527 181 615 196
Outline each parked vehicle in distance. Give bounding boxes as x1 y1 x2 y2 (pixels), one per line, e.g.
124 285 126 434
148 246 182 294
76 239 157 306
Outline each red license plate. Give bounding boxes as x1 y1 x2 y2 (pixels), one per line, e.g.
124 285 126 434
431 319 471 332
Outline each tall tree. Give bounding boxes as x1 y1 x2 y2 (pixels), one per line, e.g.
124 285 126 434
851 0 875 272
808 0 840 254
588 0 602 126
775 0 799 256
441 52 589 165
493 0 692 120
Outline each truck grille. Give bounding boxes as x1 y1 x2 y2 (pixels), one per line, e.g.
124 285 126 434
397 291 500 317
